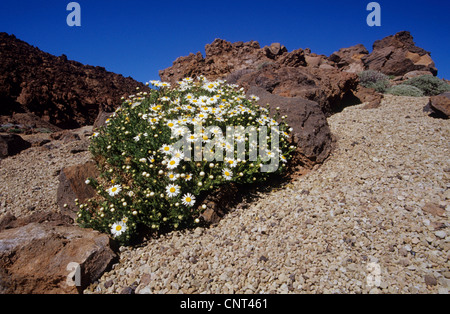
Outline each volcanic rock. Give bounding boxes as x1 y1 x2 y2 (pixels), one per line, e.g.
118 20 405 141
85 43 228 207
57 161 100 220
428 93 450 119
0 133 31 158
247 86 333 163
231 64 359 116
328 44 369 73
0 212 117 294
0 32 148 129
160 38 359 116
362 31 438 76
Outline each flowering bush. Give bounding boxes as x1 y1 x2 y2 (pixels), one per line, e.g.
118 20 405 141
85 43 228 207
77 77 295 244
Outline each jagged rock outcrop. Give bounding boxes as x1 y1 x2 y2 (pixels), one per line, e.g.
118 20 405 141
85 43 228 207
362 31 438 77
329 44 369 74
159 39 308 84
161 38 359 116
0 32 148 129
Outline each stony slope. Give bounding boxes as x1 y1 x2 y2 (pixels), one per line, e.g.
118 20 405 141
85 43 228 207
79 95 448 294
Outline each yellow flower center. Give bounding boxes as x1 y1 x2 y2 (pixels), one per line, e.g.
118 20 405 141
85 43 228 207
186 197 192 203
170 160 176 165
170 187 176 193
115 225 122 231
112 187 117 193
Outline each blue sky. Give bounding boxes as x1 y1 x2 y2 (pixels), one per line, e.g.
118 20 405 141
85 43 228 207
1 0 449 83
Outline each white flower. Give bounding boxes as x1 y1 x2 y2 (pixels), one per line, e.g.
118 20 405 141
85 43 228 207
133 135 141 142
222 168 233 180
165 184 180 198
166 157 180 170
181 193 196 207
160 144 173 155
167 172 178 181
225 157 238 168
111 221 127 237
107 185 122 197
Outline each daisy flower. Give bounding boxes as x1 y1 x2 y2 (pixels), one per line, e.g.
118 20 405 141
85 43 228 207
160 144 173 155
107 185 122 197
222 168 233 180
166 157 180 170
167 172 178 181
111 221 127 237
184 173 193 181
166 120 178 129
171 150 185 160
181 193 196 207
225 157 238 168
165 184 180 198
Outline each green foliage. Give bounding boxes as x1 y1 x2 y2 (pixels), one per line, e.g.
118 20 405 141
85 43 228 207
386 85 424 97
403 75 450 96
77 77 295 245
358 70 391 93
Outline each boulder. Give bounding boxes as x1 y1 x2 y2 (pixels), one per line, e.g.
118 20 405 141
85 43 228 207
428 92 450 119
0 133 31 158
0 212 117 294
232 64 359 116
247 86 333 163
57 161 100 220
362 31 438 76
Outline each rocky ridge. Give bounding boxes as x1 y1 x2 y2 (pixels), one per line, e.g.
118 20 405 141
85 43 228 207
0 32 148 129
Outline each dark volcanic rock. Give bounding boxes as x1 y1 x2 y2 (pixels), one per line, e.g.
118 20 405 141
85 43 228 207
231 64 359 116
160 38 359 116
0 32 149 129
57 161 100 220
362 31 438 76
247 86 333 163
428 92 450 119
0 133 31 158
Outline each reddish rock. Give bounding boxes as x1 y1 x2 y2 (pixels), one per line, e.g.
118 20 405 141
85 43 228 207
429 93 450 119
0 212 117 294
160 38 358 116
232 64 359 116
328 44 369 73
57 161 100 220
0 32 148 129
247 86 333 163
362 31 438 76
354 86 384 109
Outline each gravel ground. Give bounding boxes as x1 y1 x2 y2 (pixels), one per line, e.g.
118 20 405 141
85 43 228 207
0 127 92 218
84 95 449 294
1 96 449 294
